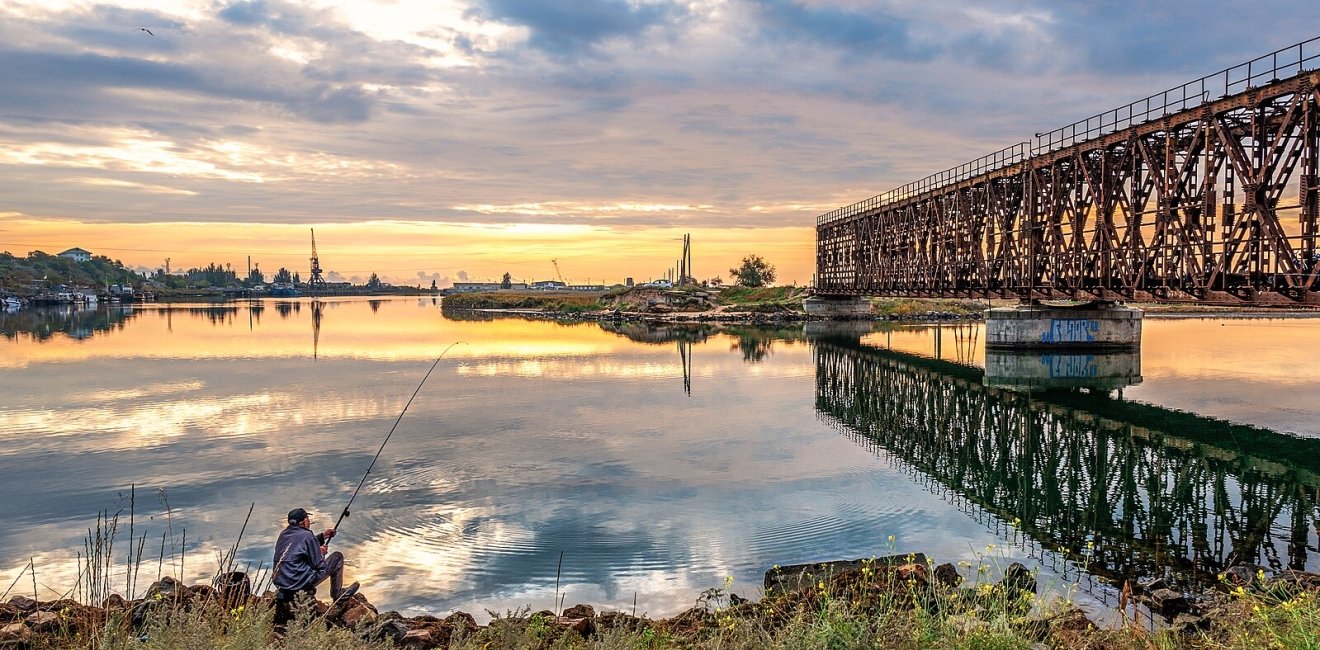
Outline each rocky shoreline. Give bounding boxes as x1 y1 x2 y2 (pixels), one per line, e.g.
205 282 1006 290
3 555 1317 649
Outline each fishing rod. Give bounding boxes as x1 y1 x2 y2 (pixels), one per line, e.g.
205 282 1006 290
327 341 466 546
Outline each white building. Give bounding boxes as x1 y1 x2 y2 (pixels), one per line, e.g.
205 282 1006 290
451 282 528 293
58 247 92 262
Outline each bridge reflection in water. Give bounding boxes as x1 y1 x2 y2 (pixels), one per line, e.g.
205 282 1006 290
810 327 1320 594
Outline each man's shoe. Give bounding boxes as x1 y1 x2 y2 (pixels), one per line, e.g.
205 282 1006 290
332 582 359 602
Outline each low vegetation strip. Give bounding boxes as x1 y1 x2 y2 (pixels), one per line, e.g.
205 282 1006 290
441 291 602 312
4 554 1319 649
870 298 988 319
442 286 817 316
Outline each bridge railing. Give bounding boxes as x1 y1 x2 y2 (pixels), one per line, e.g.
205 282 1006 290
816 142 1028 226
1034 36 1320 154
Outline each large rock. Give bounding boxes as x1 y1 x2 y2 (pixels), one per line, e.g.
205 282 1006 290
1047 608 1096 647
561 604 594 619
341 603 378 628
24 611 58 634
0 622 31 647
933 563 962 589
399 628 433 648
1146 588 1189 615
144 577 187 606
5 598 36 615
596 611 646 632
214 571 251 607
1221 565 1262 588
555 616 593 637
764 553 929 595
1273 569 1320 593
895 563 928 583
1001 562 1037 598
371 619 408 644
1171 613 1210 634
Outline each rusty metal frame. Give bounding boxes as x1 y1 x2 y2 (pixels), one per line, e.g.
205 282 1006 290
816 37 1320 305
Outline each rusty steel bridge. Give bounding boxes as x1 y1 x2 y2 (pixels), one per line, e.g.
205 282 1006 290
816 38 1320 305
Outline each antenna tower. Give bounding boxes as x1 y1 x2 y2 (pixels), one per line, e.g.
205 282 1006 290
308 228 327 288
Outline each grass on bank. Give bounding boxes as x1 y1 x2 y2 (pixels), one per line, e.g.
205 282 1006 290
442 286 816 315
870 298 990 318
440 292 603 313
17 556 1320 650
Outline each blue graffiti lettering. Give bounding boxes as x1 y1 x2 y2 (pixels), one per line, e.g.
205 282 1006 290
1041 319 1099 343
1040 354 1098 378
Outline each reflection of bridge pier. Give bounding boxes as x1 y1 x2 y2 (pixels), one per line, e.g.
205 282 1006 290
984 349 1141 393
811 335 1320 590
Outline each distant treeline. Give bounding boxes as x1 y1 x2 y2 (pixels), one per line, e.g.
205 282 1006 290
0 250 311 294
0 250 141 293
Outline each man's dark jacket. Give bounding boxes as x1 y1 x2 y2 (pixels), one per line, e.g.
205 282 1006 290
272 524 329 591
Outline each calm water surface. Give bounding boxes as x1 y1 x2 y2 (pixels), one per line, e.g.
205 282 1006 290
1 298 1317 619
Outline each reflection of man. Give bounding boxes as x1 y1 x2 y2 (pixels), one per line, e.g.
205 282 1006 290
272 508 358 603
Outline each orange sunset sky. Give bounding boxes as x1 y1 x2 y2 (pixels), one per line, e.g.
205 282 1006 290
3 1 1317 287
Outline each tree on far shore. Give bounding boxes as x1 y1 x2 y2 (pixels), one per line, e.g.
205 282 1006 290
501 272 512 289
729 255 776 287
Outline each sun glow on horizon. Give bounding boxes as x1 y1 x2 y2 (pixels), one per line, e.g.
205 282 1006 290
1 218 816 286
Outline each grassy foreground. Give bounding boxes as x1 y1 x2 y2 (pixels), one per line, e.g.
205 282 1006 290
6 557 1319 649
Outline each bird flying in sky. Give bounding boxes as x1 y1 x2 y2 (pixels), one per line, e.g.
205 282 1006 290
137 27 153 36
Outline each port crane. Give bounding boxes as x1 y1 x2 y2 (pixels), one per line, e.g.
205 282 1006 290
551 259 567 285
308 228 327 288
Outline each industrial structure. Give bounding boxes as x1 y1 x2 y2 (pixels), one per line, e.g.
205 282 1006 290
307 228 327 289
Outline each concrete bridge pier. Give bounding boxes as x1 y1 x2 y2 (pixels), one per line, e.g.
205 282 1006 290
985 301 1142 350
803 295 871 318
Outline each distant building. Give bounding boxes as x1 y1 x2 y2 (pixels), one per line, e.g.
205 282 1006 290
530 280 567 290
58 247 92 262
452 282 527 293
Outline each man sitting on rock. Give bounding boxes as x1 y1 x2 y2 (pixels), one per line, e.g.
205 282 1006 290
273 507 359 605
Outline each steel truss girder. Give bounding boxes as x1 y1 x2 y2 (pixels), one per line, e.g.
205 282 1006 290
816 72 1320 305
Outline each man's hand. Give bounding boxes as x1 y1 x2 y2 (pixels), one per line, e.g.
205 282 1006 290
320 545 328 556
323 527 336 539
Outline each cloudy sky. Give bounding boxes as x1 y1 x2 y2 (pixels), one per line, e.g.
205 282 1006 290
1 1 1316 286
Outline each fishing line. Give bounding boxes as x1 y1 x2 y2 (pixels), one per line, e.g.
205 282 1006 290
328 340 467 545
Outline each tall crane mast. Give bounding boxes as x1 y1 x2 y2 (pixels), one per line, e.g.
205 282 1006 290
551 258 566 284
308 228 327 288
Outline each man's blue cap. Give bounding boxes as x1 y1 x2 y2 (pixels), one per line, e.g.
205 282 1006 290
287 508 308 524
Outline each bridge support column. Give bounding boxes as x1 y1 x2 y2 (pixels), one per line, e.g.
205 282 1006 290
985 301 1142 350
803 295 871 318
